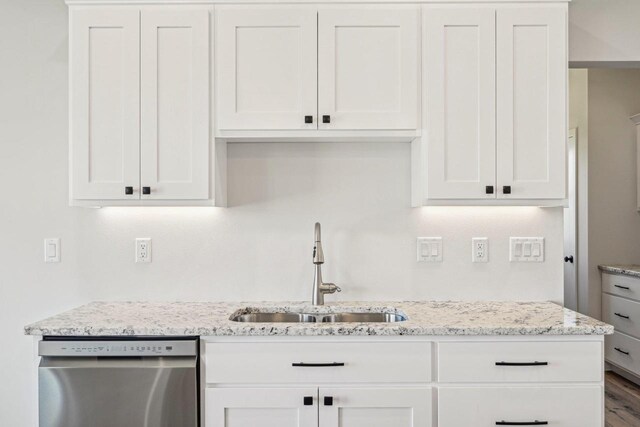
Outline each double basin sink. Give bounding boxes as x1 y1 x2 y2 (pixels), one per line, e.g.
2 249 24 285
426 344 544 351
231 312 407 323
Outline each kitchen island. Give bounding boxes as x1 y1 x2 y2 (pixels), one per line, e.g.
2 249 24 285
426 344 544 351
26 301 613 427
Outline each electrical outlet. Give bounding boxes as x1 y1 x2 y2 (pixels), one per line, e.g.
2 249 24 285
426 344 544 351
510 237 544 262
136 238 152 263
472 237 489 263
417 237 443 262
44 238 60 263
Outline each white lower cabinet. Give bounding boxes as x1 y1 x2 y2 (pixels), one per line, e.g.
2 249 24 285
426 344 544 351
439 386 602 427
203 337 604 427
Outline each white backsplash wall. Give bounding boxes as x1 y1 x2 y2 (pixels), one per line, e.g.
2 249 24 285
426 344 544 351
0 1 562 425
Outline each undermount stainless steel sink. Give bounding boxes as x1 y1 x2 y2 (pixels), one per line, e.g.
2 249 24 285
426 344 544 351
230 312 407 323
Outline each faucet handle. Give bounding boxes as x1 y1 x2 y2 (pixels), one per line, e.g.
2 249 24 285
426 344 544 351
323 283 341 294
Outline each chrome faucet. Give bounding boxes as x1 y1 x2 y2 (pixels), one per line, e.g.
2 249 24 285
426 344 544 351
312 222 341 305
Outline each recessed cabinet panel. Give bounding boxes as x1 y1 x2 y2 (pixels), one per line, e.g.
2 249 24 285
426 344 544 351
497 8 567 199
141 9 210 200
70 9 140 200
206 388 317 427
424 8 496 199
318 8 419 130
318 388 432 427
215 7 318 130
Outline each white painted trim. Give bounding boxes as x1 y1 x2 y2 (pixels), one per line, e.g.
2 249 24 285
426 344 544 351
67 0 571 5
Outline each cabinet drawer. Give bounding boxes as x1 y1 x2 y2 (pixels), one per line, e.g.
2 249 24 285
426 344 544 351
438 341 602 383
603 293 640 338
205 341 431 384
603 272 640 300
439 386 602 427
606 331 640 376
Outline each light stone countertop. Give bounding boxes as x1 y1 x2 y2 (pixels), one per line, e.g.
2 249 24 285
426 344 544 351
599 264 640 279
24 301 613 337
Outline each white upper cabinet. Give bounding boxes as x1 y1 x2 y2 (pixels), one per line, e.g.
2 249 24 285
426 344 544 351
424 8 496 199
70 9 140 200
141 9 210 200
318 8 419 130
215 7 318 130
497 7 567 200
417 5 567 205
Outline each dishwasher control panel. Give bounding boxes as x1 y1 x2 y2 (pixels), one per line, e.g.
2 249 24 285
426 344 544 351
38 339 197 357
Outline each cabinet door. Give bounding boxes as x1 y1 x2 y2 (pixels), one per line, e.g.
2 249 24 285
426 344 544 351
206 388 318 427
70 9 140 200
424 8 496 199
318 8 419 130
140 9 210 200
319 388 432 427
496 8 567 199
215 7 318 130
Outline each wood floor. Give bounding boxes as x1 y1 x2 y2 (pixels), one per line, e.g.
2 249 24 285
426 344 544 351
606 371 640 426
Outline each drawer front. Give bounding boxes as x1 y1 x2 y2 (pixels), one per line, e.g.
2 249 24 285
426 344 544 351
438 341 602 383
603 293 640 338
205 341 431 384
439 386 602 427
603 272 640 300
606 331 640 376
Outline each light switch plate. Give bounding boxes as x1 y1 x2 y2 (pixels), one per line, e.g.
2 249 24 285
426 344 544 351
44 238 60 263
510 237 544 262
136 238 152 263
472 237 489 263
417 237 442 262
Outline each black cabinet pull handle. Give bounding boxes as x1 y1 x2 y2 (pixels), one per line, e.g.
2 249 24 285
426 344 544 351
324 396 333 406
496 421 548 426
486 185 494 194
615 313 630 319
564 256 574 263
502 185 512 194
615 284 631 290
495 361 548 367
322 115 331 124
615 347 630 355
303 396 313 406
292 362 345 367
142 187 151 195
125 186 133 195
305 115 313 124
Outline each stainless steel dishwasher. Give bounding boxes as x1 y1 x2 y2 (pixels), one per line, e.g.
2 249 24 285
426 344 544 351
38 337 198 427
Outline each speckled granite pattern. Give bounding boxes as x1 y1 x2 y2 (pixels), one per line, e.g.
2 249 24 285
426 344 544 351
24 301 613 337
599 264 640 279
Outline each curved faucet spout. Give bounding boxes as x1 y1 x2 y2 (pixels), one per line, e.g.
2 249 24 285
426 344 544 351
313 222 324 265
311 222 339 305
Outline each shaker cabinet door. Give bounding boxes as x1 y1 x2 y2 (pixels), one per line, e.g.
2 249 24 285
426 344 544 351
496 7 567 200
215 7 318 130
424 8 496 199
318 8 419 130
140 9 210 200
70 9 140 200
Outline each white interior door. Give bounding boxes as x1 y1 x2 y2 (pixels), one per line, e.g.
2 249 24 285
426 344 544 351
215 7 318 130
496 7 567 199
318 388 431 427
140 9 210 200
206 388 318 427
70 9 140 200
564 129 578 310
424 8 496 199
318 7 419 130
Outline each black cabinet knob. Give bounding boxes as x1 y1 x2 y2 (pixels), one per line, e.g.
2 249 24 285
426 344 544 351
142 187 151 195
486 185 494 195
502 185 511 194
303 396 313 406
324 396 333 406
564 255 574 263
305 115 313 124
322 115 331 124
125 186 133 195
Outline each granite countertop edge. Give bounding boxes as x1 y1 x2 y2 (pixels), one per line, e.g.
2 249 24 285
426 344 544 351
24 301 614 337
599 264 640 279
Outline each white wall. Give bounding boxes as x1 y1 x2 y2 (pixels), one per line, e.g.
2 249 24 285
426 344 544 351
570 0 640 65
0 1 563 425
586 69 640 318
